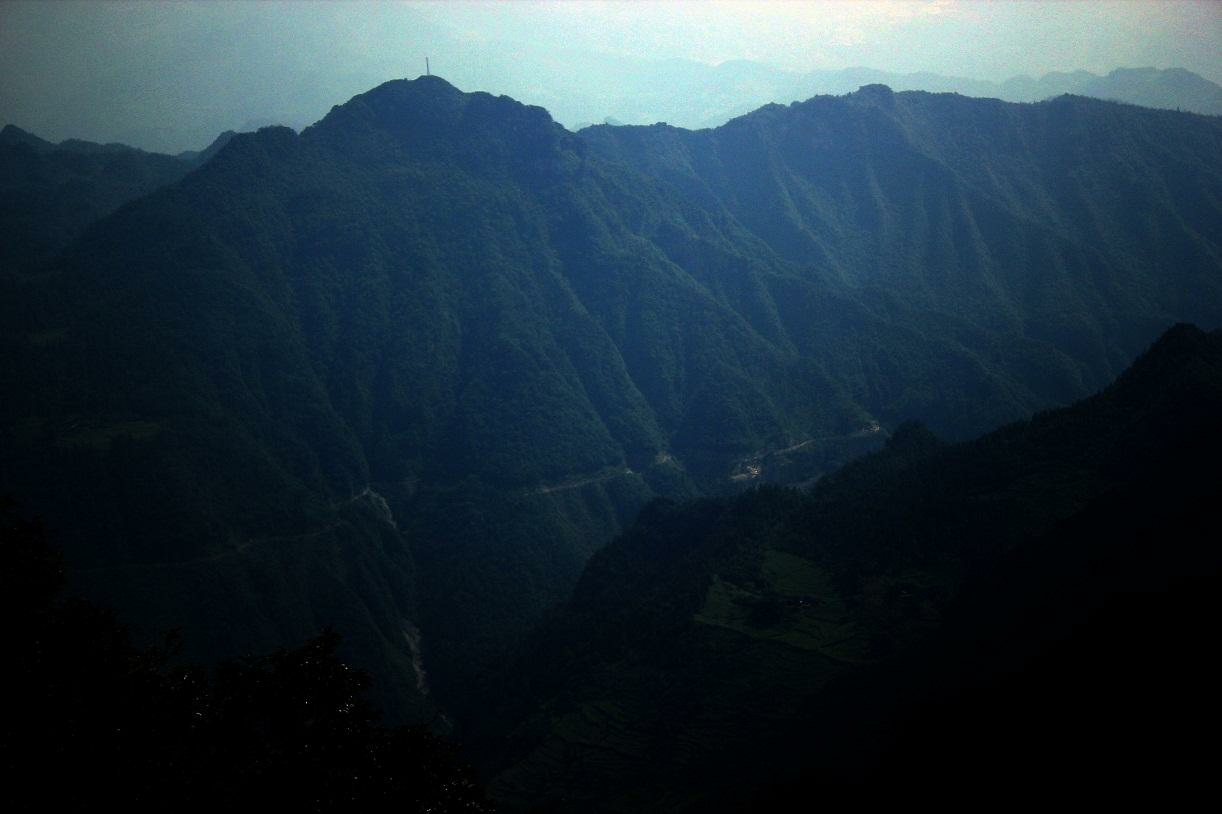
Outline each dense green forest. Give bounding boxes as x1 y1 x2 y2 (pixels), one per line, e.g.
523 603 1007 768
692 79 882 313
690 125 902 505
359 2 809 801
1 76 1220 734
476 324 1222 810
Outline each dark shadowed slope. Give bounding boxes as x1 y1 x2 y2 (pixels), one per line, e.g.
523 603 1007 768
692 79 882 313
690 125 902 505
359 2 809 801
1 502 495 813
480 324 1222 810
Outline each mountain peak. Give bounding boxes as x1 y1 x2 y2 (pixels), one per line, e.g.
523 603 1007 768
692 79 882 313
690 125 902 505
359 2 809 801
1131 323 1219 367
1104 324 1222 413
0 124 54 152
852 83 896 106
364 74 465 103
306 76 569 175
312 75 557 138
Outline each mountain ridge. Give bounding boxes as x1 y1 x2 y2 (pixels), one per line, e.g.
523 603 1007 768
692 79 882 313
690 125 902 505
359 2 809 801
2 76 1220 724
681 64 1222 129
478 323 1222 808
0 124 245 276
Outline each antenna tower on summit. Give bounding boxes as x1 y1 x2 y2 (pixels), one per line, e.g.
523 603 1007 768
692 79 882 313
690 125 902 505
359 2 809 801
426 57 430 77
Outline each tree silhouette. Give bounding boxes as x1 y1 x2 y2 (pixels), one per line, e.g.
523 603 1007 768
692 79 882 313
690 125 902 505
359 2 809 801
0 500 495 812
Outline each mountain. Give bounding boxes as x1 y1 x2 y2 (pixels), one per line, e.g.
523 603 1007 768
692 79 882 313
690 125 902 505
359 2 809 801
581 84 1222 435
478 324 1222 809
0 123 56 152
526 63 1222 132
7 0 1215 148
1 77 1220 724
683 66 1222 129
0 125 237 275
1014 66 1222 115
811 66 1222 115
174 129 239 165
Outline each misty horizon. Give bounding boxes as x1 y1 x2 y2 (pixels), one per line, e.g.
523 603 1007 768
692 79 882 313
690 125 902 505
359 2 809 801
1 0 1219 153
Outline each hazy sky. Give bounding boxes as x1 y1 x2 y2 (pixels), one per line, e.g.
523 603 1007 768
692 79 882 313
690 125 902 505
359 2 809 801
1 1 1218 152
421 1 1221 79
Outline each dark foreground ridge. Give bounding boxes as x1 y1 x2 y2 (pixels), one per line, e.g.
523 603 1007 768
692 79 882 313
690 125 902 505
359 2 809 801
0 500 495 812
477 324 1222 808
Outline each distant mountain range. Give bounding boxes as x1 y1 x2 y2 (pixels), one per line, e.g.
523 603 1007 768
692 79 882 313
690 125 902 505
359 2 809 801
635 65 1222 130
421 58 1222 133
1 77 1220 732
5 0 1218 154
0 125 233 272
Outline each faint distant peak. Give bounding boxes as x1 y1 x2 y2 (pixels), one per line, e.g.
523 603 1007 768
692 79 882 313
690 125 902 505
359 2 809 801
56 138 145 156
1133 323 1219 365
176 130 238 165
1106 323 1222 405
0 123 54 152
0 124 154 156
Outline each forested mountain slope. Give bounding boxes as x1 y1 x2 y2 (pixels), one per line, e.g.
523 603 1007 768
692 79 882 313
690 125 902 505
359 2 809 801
582 85 1222 434
0 124 233 276
1 77 1219 720
479 324 1222 810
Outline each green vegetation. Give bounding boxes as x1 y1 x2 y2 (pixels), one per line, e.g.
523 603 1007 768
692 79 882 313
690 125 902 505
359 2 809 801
0 124 206 276
478 325 1222 810
1 77 1220 729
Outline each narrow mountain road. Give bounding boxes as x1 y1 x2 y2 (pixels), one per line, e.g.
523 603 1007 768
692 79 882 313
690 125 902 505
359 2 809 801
524 467 635 497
